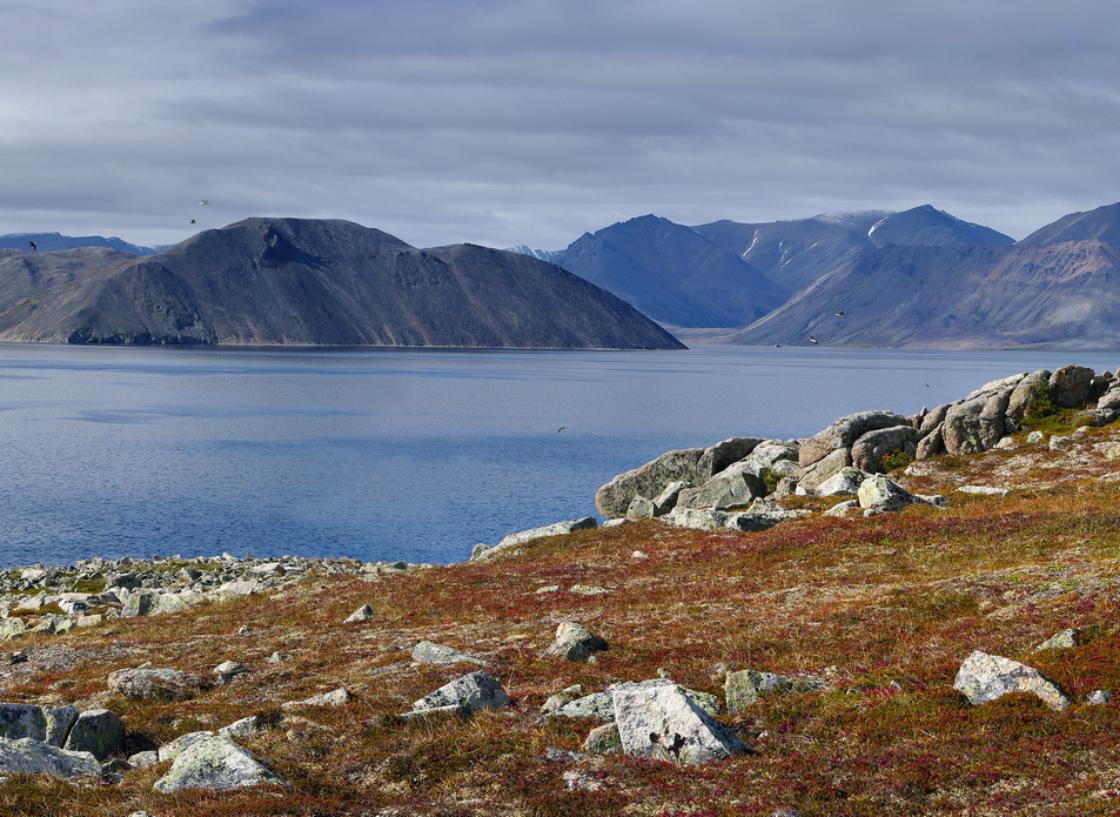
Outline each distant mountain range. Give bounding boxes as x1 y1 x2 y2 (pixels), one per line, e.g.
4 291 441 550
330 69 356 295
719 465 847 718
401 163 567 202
0 232 160 256
0 219 683 349
510 201 1120 348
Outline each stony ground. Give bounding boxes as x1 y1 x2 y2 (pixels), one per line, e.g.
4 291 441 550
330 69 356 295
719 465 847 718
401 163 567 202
6 422 1120 815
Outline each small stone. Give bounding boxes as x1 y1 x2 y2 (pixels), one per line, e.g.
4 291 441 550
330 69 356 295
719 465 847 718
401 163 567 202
543 622 608 663
344 604 374 623
958 485 1009 497
1088 690 1112 705
569 585 609 596
410 641 486 666
535 585 560 594
824 499 859 517
128 750 159 769
213 660 249 683
219 715 264 741
1026 431 1045 444
542 684 583 714
725 669 824 715
631 550 649 560
266 651 287 664
1035 628 1083 651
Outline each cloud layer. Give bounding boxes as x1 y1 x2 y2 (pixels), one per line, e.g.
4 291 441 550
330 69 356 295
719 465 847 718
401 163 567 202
2 0 1117 247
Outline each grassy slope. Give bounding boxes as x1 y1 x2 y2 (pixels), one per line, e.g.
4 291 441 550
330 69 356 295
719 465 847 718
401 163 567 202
6 427 1120 815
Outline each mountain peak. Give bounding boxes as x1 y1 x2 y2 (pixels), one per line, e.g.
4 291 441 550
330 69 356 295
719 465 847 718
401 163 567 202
1019 201 1120 247
867 205 1014 248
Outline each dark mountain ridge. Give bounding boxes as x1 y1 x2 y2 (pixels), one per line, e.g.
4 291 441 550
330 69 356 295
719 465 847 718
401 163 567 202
0 218 684 350
0 232 159 256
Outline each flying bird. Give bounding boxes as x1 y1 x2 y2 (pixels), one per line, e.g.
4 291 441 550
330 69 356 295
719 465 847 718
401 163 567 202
557 426 567 433
808 336 819 345
833 311 847 317
27 241 36 251
190 218 197 224
198 199 210 207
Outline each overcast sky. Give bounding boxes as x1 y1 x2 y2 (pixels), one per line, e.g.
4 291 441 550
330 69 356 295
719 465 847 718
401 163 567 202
2 0 1117 248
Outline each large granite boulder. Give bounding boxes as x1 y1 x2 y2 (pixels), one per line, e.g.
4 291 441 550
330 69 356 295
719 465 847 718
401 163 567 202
942 389 1011 455
63 709 124 760
1006 369 1052 423
107 667 214 701
0 703 48 742
812 467 868 497
674 463 762 511
851 426 920 473
857 475 913 513
611 681 745 765
796 448 851 493
0 736 101 780
153 735 283 792
738 440 800 485
919 403 952 436
915 426 945 460
953 650 1069 710
799 412 910 468
595 438 763 517
1049 365 1095 408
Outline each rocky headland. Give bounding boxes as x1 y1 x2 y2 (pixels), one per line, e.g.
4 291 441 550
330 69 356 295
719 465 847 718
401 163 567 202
3 364 1120 815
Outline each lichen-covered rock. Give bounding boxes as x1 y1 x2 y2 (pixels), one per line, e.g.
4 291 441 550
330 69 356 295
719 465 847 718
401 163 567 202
582 722 622 754
625 495 657 520
851 425 920 473
695 437 767 480
473 517 598 560
953 650 1069 710
796 447 852 493
942 390 1010 455
1035 628 1084 651
824 499 860 517
44 705 79 748
412 671 510 714
724 669 825 715
674 462 762 510
411 641 486 666
857 475 913 512
543 622 608 662
915 425 944 460
799 411 910 468
107 667 214 701
1049 365 1096 408
611 681 745 765
0 736 101 780
1006 369 1052 422
153 735 283 792
218 716 264 741
812 467 868 497
0 703 48 742
63 709 124 760
651 481 690 515
280 687 351 710
555 681 720 721
919 403 952 436
344 603 373 623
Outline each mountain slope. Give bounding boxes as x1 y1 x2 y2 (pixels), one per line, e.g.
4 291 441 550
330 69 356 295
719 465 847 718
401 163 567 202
866 204 1014 248
1019 201 1120 247
0 218 684 349
729 239 1120 348
551 214 786 328
0 232 159 255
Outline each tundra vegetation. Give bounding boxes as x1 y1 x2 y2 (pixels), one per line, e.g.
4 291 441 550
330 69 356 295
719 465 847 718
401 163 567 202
2 366 1120 815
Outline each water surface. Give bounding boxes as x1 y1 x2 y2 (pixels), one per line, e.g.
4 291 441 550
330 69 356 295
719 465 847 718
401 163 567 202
1 344 1116 567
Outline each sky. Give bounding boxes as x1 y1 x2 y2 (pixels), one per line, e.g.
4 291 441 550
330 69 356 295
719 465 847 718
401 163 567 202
1 0 1118 249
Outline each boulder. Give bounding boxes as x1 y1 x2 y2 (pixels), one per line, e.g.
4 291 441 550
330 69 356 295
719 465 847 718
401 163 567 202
812 467 868 497
941 389 1010 455
157 730 214 762
0 736 101 780
594 448 705 518
542 684 584 714
739 440 800 479
411 641 486 666
153 735 283 793
213 660 249 684
595 439 764 518
652 481 691 515
412 671 510 714
674 463 762 511
725 669 825 715
0 703 47 742
953 650 1069 710
1035 628 1084 651
796 447 851 493
281 687 351 710
107 667 214 701
915 426 945 460
45 705 79 747
799 411 910 468
120 592 157 618
625 496 656 520
543 622 608 662
1006 369 1052 423
219 716 265 741
857 475 913 512
473 517 598 560
1049 365 1095 408
851 426 920 473
965 373 1027 400
63 709 125 760
128 750 158 769
611 681 746 765
344 604 374 623
919 403 952 437
555 681 721 721
823 499 859 517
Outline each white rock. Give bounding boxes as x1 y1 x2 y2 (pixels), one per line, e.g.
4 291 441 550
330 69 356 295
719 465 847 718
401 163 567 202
412 671 510 714
153 735 283 792
0 737 101 780
611 681 745 765
953 650 1069 710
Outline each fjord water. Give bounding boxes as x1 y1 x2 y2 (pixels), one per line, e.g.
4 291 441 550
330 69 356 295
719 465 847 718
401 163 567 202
2 344 1119 568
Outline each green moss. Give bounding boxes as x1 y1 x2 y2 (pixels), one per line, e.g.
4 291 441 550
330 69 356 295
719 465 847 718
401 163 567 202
762 469 783 495
881 450 915 472
69 576 106 594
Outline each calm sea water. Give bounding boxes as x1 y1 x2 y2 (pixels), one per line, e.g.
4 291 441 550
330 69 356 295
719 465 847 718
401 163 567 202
1 343 1117 568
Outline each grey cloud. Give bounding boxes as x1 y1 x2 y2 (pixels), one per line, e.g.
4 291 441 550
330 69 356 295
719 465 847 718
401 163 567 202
0 0 1117 248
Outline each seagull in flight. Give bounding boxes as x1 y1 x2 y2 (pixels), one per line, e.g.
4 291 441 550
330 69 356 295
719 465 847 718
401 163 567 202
190 218 197 225
833 310 847 317
27 241 37 251
808 335 819 345
557 426 567 433
198 199 210 207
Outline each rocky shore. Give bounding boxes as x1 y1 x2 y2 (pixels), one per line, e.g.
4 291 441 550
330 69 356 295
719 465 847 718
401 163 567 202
1 364 1120 815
